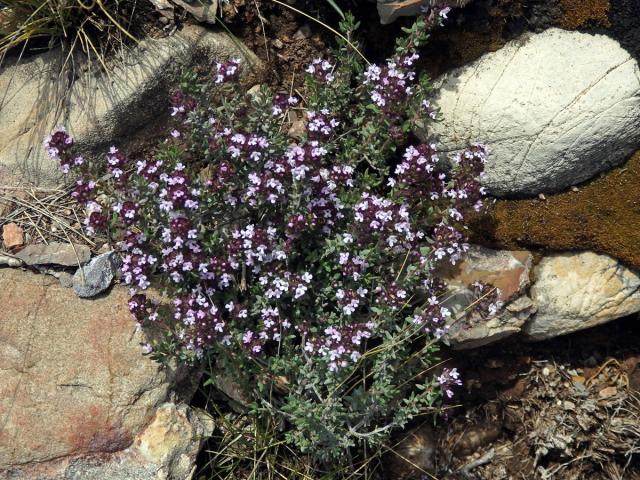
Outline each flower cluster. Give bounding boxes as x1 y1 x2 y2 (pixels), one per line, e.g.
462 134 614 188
437 367 462 398
170 89 197 117
272 93 299 116
304 320 375 371
214 58 240 84
43 127 83 174
305 58 335 83
469 281 503 320
364 56 417 113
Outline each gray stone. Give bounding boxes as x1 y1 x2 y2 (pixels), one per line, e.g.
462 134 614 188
73 251 121 298
57 271 75 288
172 0 218 24
0 25 261 185
0 254 22 267
149 0 175 20
35 268 76 288
525 251 640 340
419 28 640 197
14 242 91 266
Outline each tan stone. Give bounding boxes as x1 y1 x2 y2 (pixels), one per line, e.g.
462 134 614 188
0 269 182 469
2 222 23 249
134 403 214 480
0 25 261 185
525 251 640 340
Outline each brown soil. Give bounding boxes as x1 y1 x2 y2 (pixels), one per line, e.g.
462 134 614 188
559 0 611 29
221 0 334 90
437 315 640 479
468 150 640 270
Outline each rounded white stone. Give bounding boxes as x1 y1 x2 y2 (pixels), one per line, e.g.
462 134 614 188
420 28 640 197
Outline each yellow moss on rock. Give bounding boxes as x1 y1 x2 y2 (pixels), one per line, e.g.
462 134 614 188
469 151 640 270
559 0 610 29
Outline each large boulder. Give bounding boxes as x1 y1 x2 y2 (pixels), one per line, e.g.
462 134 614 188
525 252 640 340
0 269 205 479
419 28 640 197
0 25 261 186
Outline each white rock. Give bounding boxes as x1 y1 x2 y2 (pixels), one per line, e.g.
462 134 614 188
525 251 640 340
0 25 260 185
420 28 640 197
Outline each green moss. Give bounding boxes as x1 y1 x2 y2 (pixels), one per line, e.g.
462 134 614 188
469 151 640 270
559 0 611 29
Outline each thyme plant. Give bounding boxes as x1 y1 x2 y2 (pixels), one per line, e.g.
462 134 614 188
45 7 494 468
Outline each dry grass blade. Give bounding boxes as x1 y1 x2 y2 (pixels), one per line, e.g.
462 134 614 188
0 0 138 72
0 187 96 250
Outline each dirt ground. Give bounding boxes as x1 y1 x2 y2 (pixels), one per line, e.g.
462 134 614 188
433 316 640 480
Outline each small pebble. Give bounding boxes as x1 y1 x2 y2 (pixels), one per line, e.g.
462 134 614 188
293 24 311 40
2 223 24 249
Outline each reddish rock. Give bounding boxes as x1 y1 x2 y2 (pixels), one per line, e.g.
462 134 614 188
0 269 185 474
438 246 536 349
438 245 533 302
2 222 24 249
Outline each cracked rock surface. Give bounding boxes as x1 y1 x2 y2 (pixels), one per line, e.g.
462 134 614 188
0 269 195 478
419 28 640 197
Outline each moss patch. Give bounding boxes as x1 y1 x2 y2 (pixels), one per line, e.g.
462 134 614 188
559 0 611 29
468 151 640 270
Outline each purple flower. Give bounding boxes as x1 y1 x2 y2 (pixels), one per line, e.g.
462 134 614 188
437 367 462 398
214 58 241 84
305 58 335 83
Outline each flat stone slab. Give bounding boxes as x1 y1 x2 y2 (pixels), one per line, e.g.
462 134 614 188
14 242 91 266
